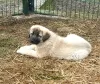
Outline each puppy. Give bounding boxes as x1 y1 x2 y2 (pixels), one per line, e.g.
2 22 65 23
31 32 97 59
17 25 92 60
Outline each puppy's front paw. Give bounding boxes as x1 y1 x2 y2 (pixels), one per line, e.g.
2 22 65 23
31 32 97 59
17 48 27 55
18 45 36 50
16 45 37 56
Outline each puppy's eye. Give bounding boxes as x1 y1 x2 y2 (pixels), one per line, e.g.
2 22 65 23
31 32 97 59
39 33 42 37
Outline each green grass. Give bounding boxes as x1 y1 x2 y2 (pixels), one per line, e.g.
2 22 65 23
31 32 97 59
0 37 18 48
85 0 100 3
40 0 55 10
0 36 19 57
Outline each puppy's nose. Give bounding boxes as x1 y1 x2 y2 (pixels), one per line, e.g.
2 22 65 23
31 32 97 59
29 36 40 44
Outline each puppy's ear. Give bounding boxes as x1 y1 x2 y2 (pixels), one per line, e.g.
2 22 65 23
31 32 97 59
42 33 50 42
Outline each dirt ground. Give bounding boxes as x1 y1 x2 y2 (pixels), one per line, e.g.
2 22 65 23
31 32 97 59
0 17 100 84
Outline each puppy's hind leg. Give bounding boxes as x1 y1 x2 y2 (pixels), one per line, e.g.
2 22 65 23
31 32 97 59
66 49 90 60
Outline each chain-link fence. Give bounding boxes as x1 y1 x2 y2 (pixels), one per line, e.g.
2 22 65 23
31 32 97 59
0 0 100 19
36 0 100 19
0 0 23 16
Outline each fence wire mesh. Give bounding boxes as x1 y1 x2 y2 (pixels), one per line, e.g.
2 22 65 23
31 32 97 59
0 0 100 20
0 0 23 16
35 0 100 19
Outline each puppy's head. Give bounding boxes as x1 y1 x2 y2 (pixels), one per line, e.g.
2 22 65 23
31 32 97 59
29 25 50 45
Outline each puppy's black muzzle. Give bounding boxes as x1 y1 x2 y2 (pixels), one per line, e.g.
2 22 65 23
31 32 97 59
29 35 40 45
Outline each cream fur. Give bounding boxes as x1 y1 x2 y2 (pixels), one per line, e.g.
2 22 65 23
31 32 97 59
17 25 92 60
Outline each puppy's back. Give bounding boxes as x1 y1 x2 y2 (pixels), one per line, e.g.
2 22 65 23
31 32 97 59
64 34 91 50
53 34 92 60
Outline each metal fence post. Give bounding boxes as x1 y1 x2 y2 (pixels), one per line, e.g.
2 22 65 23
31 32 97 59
22 0 29 15
28 0 34 12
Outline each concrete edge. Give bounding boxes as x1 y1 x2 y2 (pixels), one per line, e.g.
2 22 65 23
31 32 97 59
13 14 70 20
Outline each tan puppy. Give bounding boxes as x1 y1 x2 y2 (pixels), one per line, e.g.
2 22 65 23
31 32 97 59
17 25 92 60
